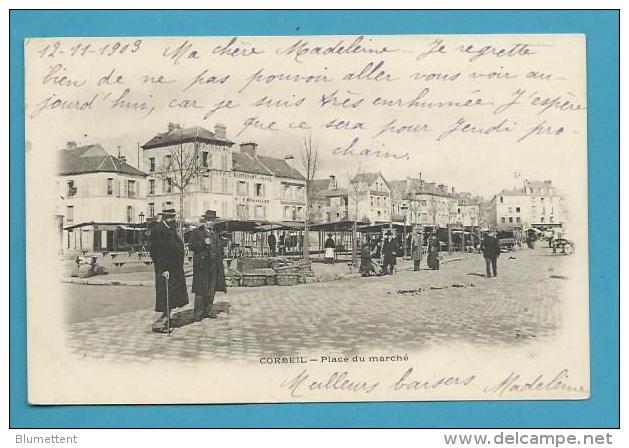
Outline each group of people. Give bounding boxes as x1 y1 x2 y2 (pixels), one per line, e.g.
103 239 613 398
358 228 441 277
147 209 227 334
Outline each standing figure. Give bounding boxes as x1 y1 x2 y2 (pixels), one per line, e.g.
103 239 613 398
382 230 397 275
324 233 336 264
427 232 440 270
481 230 501 278
148 209 189 332
268 232 277 257
411 227 424 272
359 236 375 277
189 210 227 321
278 232 286 256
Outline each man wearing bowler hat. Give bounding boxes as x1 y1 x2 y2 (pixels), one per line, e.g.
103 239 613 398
189 210 227 321
148 208 189 332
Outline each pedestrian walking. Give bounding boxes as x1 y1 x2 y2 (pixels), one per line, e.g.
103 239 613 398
382 230 397 275
411 227 424 271
481 230 501 278
427 232 440 270
189 210 227 322
324 233 336 264
268 232 277 257
148 209 189 333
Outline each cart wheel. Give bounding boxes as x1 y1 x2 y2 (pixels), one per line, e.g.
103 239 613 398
563 243 575 255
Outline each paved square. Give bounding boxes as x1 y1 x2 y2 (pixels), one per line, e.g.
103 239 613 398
66 248 569 363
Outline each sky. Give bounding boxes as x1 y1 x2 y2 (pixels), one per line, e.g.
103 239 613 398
24 34 587 201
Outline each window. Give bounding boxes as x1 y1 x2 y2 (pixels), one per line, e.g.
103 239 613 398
508 217 513 223
500 196 504 203
237 181 248 196
164 155 172 170
541 217 545 223
149 157 155 172
284 206 291 219
67 180 76 197
282 184 290 199
516 217 521 223
166 178 172 193
127 206 133 223
501 217 506 224
107 178 113 195
127 180 136 198
516 207 521 213
149 179 155 195
255 205 265 219
66 206 74 223
255 183 264 197
148 203 155 217
202 151 209 167
297 207 303 220
508 207 513 213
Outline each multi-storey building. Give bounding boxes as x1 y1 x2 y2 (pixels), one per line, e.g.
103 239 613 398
57 142 148 252
310 172 392 224
390 177 463 227
488 180 565 229
141 123 305 223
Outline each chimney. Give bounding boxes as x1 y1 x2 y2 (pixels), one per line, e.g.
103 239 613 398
329 175 337 190
451 186 456 194
240 142 258 157
66 141 77 150
215 123 227 139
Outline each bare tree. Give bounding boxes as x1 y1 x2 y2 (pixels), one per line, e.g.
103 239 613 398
300 134 319 260
155 127 204 240
345 161 368 265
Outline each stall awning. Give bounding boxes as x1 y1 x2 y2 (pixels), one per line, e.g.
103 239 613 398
64 221 145 231
309 220 368 232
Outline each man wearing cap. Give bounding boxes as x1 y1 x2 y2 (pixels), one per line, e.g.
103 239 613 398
189 210 227 321
481 230 501 278
382 230 397 275
411 227 424 272
148 209 189 332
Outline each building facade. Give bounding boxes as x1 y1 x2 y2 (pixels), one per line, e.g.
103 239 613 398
488 180 566 229
57 142 148 252
310 172 392 224
390 177 478 228
141 124 306 224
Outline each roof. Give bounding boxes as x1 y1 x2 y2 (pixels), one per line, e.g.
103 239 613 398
351 172 389 188
232 152 273 176
257 155 306 181
58 144 147 177
141 126 234 149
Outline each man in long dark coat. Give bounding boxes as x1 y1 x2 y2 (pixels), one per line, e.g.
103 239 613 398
268 232 277 257
382 230 397 275
189 210 227 321
411 228 424 271
481 230 501 278
148 209 189 332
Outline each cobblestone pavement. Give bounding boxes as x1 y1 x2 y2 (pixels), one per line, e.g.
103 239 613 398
66 248 569 363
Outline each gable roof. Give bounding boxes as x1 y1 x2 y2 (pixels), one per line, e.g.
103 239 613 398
58 144 147 177
141 126 234 149
232 152 274 176
257 155 306 181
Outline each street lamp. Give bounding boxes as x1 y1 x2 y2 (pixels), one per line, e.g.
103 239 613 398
401 203 409 259
138 212 145 246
